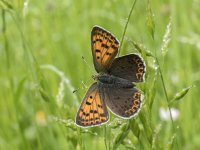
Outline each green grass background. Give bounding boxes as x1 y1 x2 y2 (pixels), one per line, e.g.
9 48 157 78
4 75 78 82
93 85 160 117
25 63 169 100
0 0 200 149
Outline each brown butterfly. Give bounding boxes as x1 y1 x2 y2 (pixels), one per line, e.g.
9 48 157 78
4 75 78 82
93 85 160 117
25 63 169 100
75 26 146 127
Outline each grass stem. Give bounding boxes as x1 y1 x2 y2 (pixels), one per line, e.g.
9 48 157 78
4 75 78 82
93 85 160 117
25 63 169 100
118 0 137 56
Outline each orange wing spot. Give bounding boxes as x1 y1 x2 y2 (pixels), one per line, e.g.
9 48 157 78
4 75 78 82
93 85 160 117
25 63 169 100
127 109 136 114
138 68 144 73
125 110 131 115
136 72 143 80
137 62 143 67
135 58 141 64
132 57 145 81
134 92 141 99
124 92 142 115
132 105 139 110
132 109 136 113
134 99 140 106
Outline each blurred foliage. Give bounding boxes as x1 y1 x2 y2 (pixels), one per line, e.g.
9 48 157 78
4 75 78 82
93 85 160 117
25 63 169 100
0 0 200 149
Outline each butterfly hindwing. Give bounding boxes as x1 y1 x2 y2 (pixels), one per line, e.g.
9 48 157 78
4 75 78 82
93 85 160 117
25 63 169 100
76 83 109 127
91 26 119 72
104 86 142 118
108 54 146 82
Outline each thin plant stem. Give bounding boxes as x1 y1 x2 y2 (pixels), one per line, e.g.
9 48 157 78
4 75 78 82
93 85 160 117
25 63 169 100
104 126 108 150
153 15 179 148
155 57 179 150
2 9 31 150
118 0 137 56
77 128 84 150
2 10 10 69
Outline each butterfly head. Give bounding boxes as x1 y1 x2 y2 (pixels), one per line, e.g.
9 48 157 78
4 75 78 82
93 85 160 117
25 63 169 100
92 74 100 81
92 73 106 82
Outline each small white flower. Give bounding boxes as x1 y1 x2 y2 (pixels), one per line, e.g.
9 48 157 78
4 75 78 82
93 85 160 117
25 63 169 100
159 107 180 121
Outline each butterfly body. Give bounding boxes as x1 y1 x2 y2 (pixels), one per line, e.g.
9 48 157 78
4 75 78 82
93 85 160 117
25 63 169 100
94 73 134 89
75 26 146 127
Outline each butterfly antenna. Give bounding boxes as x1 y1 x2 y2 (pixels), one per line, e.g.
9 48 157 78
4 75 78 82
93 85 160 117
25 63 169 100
73 80 86 93
73 78 93 94
73 55 95 93
82 55 96 74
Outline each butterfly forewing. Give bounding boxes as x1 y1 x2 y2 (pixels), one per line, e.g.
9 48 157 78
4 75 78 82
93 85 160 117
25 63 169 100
76 83 109 127
91 26 119 72
104 86 142 118
109 54 146 82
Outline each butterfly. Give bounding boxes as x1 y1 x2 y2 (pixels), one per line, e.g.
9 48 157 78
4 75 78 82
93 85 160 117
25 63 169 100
75 26 146 127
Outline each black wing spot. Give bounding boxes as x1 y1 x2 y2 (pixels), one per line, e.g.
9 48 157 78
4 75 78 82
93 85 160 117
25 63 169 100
100 113 106 117
111 45 118 50
86 101 91 105
102 43 109 49
98 104 102 108
83 112 89 116
108 39 112 43
114 41 119 45
139 63 144 67
97 39 103 42
124 105 128 109
116 96 120 100
89 96 93 99
135 101 139 105
133 106 137 109
97 56 100 59
101 118 105 121
95 49 101 53
110 35 114 40
106 52 112 56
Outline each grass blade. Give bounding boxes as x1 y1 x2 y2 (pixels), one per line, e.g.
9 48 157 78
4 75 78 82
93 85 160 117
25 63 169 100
169 85 194 105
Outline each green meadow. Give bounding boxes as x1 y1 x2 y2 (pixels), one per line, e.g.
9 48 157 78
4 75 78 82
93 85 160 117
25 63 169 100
0 0 200 149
